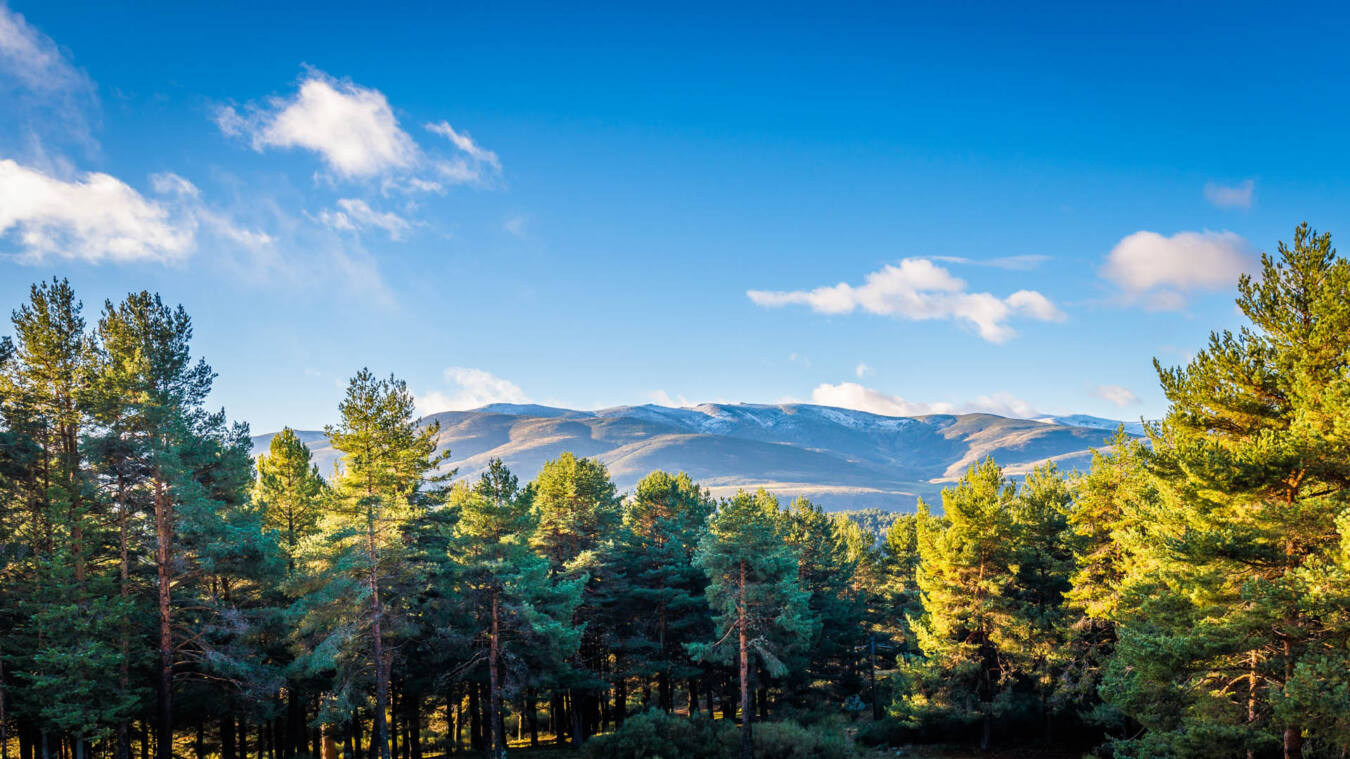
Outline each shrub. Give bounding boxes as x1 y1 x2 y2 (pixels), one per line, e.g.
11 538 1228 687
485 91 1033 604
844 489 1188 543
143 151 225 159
854 718 919 748
734 720 857 759
585 710 734 759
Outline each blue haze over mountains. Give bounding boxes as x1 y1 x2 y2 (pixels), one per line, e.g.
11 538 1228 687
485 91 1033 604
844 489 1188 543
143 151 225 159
251 403 1144 511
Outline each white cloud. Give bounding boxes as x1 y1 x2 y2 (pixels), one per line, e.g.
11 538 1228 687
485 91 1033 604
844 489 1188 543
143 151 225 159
416 367 529 415
318 198 410 240
1100 230 1254 310
855 362 871 378
965 392 1039 418
1094 384 1139 407
426 121 500 171
219 71 418 178
503 214 529 239
748 258 1065 343
810 382 1042 419
649 389 693 407
0 4 98 150
931 254 1050 271
0 5 86 92
0 159 193 263
1204 179 1254 209
810 382 952 416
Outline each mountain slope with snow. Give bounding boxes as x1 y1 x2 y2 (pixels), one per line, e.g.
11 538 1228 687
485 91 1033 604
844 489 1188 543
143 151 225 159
252 403 1134 511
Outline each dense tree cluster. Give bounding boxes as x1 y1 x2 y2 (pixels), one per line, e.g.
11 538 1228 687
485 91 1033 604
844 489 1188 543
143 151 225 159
2 224 1349 759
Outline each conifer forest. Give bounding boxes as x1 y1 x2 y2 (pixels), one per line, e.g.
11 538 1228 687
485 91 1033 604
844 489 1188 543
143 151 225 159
3 224 1350 759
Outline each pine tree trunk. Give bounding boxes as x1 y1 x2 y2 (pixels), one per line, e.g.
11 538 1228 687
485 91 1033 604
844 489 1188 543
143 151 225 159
488 590 504 758
738 560 751 759
154 478 174 759
526 690 538 748
468 686 481 751
350 713 361 759
221 717 236 759
568 691 583 746
0 649 8 759
368 524 391 759
388 690 398 759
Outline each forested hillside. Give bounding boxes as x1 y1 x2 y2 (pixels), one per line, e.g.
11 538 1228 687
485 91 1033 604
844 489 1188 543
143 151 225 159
2 224 1349 759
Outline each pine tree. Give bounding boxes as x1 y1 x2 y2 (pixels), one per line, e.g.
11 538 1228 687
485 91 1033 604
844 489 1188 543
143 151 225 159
1062 433 1156 734
298 370 449 759
93 291 272 759
691 489 811 759
254 428 326 571
780 497 863 708
899 459 1018 751
447 462 581 758
1005 462 1074 743
606 471 713 716
0 280 127 755
528 453 620 743
1103 224 1350 758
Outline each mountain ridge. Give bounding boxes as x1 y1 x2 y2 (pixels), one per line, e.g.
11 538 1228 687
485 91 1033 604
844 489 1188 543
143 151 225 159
251 402 1140 511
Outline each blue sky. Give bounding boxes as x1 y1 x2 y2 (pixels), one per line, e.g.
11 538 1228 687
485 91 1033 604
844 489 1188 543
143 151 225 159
2 1 1346 433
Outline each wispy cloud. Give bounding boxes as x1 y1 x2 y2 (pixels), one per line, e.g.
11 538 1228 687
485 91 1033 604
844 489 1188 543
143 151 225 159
855 362 871 378
1204 179 1254 209
426 121 501 186
931 254 1050 271
649 389 693 407
503 213 529 239
748 258 1064 343
1093 384 1139 407
0 3 99 153
809 381 1041 418
318 198 410 240
416 367 529 415
1100 230 1254 310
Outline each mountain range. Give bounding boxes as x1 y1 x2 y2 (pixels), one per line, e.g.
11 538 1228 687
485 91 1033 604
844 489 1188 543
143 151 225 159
250 403 1143 511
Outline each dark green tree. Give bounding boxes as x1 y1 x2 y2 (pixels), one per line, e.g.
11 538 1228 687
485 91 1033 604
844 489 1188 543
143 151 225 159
691 489 811 759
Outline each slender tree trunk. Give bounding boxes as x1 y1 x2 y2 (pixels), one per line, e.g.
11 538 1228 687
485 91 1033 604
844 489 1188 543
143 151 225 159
468 687 481 752
388 690 398 759
349 714 361 759
526 690 538 748
1284 641 1302 759
488 590 504 758
405 696 415 756
738 560 751 759
221 717 236 759
368 518 391 759
614 678 626 726
154 477 174 759
239 717 249 759
568 691 583 747
0 649 8 759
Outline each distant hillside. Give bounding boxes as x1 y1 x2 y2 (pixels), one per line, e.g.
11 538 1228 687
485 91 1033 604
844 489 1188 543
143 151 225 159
251 403 1134 511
